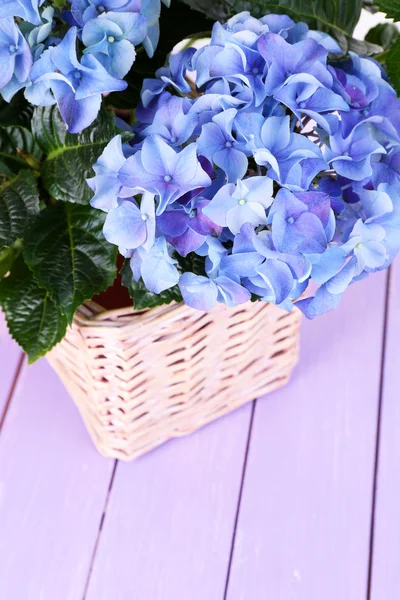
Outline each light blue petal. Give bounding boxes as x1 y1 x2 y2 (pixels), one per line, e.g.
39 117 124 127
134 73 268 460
179 273 218 310
103 200 147 249
215 276 251 307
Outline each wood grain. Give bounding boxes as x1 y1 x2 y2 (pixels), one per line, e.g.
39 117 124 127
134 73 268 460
0 359 114 600
0 312 22 419
85 404 253 600
225 271 388 600
370 261 400 600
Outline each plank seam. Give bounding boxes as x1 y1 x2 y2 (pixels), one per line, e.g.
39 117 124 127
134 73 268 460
223 399 256 600
82 459 119 600
366 267 392 600
0 352 25 434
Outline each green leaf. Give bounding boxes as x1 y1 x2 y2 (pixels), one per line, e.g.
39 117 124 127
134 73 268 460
383 37 400 94
175 252 206 276
23 202 118 323
376 0 400 21
365 22 399 50
0 91 33 129
0 241 21 279
32 105 120 204
179 0 363 39
121 259 182 310
0 256 68 363
0 125 43 176
335 32 382 55
0 170 40 247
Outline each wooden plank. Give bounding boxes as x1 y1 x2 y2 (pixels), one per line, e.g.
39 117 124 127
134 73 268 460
0 358 115 600
225 271 387 600
370 261 400 599
0 313 23 418
85 404 253 600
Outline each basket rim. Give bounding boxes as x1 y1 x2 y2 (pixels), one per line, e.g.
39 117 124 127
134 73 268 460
71 298 277 335
74 299 186 328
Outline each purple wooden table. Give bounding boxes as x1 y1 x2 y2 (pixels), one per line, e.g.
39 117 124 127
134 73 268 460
0 260 398 600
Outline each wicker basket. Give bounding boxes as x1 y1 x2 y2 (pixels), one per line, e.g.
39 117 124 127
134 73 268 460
47 300 301 460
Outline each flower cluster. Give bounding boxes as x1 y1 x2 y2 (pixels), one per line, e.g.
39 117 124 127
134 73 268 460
0 0 168 132
90 11 400 317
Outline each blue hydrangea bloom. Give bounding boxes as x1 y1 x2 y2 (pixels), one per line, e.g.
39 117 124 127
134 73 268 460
324 123 386 181
27 6 55 60
130 236 180 294
0 17 32 101
268 188 330 254
103 192 155 254
25 27 127 133
87 135 136 211
69 0 141 27
203 176 273 233
82 11 147 78
179 272 250 310
258 33 332 95
118 135 211 214
0 0 44 25
139 96 198 148
141 48 195 108
87 11 400 318
252 115 328 191
197 108 249 182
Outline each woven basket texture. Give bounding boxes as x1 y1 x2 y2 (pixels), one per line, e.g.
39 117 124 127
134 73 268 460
47 300 301 460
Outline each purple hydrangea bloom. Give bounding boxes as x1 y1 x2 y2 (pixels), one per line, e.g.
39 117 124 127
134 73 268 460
275 83 350 134
158 196 222 256
268 188 330 254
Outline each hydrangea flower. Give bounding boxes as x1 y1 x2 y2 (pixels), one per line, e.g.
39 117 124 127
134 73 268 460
82 11 147 79
87 135 136 211
88 11 400 316
27 6 55 60
203 176 273 233
118 135 211 214
103 192 156 253
69 0 142 28
197 108 249 182
130 236 180 294
0 17 32 101
0 0 168 130
179 272 250 310
25 27 127 133
258 33 333 95
158 196 222 256
0 0 44 26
